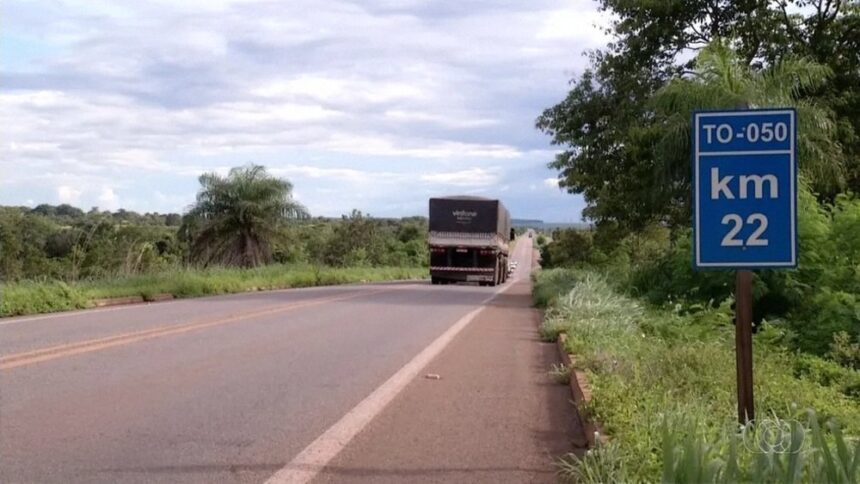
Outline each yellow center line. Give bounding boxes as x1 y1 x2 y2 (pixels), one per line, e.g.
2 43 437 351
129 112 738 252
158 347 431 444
1 288 392 370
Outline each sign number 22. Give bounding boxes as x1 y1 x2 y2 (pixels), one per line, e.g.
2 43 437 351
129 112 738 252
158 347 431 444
721 213 768 247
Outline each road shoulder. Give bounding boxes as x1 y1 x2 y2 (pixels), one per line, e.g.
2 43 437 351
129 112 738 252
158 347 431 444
313 276 586 483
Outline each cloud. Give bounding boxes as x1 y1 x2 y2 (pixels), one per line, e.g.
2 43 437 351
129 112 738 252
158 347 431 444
0 0 601 222
383 109 499 128
57 185 82 204
420 168 500 187
98 186 120 210
537 6 611 41
544 177 560 188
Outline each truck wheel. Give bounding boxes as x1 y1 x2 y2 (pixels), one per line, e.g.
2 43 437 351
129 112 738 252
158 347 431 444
431 277 438 285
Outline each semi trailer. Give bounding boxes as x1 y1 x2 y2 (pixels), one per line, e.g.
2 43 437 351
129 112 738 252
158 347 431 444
428 196 512 286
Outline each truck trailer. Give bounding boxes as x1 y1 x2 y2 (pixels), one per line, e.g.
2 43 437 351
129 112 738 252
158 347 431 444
428 196 512 286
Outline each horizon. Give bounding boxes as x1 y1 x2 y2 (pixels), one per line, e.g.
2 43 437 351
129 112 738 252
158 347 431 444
5 199 587 225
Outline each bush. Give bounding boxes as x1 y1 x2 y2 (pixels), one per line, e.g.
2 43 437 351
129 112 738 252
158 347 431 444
0 281 89 316
830 331 860 370
1 265 428 317
793 352 860 399
538 185 860 364
531 268 581 309
534 269 860 483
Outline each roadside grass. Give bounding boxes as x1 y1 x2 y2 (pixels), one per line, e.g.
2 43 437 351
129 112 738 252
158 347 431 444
535 268 860 483
0 265 426 317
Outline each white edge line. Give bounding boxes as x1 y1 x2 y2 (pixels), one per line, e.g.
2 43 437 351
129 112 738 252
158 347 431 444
0 283 423 327
0 304 137 326
265 283 511 484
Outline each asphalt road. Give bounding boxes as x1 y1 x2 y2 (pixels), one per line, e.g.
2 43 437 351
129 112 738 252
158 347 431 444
0 238 551 483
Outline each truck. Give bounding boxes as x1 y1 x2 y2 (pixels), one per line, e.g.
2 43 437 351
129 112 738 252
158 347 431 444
428 196 512 286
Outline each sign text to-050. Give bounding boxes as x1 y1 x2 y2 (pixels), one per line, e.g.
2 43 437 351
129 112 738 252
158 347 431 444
702 122 790 144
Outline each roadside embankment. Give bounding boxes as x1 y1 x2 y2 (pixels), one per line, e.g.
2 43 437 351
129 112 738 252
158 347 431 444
0 265 426 318
533 268 860 483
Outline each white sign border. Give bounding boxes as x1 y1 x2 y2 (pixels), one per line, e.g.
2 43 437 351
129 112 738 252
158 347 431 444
693 109 797 269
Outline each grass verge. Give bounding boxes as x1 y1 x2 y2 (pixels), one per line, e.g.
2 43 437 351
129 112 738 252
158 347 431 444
0 265 427 317
535 268 860 483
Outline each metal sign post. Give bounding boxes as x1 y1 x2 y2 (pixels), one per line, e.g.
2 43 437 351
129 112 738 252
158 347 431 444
693 108 797 424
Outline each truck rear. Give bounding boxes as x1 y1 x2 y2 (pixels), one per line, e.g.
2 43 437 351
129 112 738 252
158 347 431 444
428 196 511 286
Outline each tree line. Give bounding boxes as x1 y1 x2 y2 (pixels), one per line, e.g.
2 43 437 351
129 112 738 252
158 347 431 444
0 165 428 283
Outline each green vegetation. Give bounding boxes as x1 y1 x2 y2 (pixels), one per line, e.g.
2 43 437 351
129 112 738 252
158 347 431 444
0 265 425 317
534 269 860 483
539 184 860 363
0 165 429 317
538 4 860 478
538 1 860 228
537 3 860 368
184 165 309 267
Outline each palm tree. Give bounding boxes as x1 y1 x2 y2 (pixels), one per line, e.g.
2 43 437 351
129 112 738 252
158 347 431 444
185 165 308 267
653 40 845 201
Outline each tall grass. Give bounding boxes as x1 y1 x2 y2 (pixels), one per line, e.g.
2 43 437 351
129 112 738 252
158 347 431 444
0 265 426 317
535 269 860 483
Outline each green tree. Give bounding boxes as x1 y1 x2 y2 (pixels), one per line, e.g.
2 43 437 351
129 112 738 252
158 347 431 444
323 210 384 266
538 0 860 228
185 165 308 267
650 40 844 222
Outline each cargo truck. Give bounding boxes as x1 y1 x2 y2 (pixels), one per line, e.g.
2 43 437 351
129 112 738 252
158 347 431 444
428 196 512 286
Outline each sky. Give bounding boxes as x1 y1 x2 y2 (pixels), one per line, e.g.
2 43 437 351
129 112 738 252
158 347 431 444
1 0 609 222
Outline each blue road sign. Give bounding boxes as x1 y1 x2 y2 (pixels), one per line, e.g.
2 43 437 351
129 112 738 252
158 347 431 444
693 109 797 269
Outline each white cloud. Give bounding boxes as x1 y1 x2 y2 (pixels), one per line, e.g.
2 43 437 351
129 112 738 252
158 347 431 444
383 109 499 128
544 177 559 188
537 4 611 42
270 165 392 183
420 168 500 187
57 185 82 204
0 0 597 221
98 186 119 210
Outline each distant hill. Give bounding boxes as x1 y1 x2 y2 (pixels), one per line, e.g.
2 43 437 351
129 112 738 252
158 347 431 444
512 218 543 226
512 218 590 230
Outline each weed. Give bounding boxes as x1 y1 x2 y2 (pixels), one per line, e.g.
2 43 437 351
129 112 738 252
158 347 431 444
0 265 427 317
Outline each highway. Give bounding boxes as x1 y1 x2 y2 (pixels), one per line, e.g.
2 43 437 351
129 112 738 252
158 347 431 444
0 237 573 483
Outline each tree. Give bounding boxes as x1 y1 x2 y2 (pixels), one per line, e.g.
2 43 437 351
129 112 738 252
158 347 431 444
650 40 845 224
184 165 308 268
538 0 860 228
322 210 384 266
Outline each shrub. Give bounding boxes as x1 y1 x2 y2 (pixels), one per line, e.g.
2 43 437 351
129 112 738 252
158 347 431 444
0 280 89 316
1 265 428 317
538 185 860 364
535 269 860 483
830 331 860 370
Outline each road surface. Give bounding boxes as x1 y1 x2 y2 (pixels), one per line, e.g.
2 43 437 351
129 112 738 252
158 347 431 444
0 237 577 483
